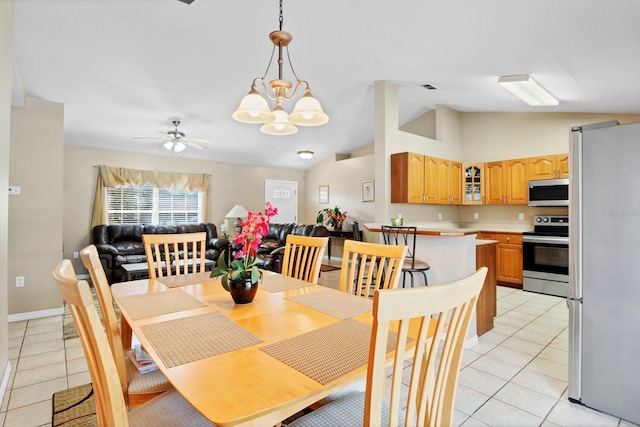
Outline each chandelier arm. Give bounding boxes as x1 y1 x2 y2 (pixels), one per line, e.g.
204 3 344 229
260 44 277 80
254 78 278 101
284 45 303 84
282 80 309 101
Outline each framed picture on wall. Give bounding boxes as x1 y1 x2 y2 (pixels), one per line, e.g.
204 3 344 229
319 185 329 204
361 180 375 202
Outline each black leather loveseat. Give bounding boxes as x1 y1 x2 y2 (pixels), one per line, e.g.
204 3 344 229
254 223 329 272
93 223 229 283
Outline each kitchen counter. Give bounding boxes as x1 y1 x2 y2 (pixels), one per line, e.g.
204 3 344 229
476 239 499 246
363 222 532 236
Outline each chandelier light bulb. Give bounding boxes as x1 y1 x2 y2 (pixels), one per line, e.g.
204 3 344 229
261 106 297 136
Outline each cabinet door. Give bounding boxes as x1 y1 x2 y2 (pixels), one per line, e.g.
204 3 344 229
463 163 484 205
496 243 523 285
485 162 506 205
505 158 528 204
449 161 462 205
528 156 556 180
424 156 439 204
436 159 451 204
557 153 569 178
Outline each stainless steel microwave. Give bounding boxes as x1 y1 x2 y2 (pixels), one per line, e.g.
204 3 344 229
528 178 569 206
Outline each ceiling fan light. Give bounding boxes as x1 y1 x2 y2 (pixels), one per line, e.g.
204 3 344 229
289 89 329 126
174 141 186 152
497 74 559 106
261 107 297 135
163 141 174 151
232 87 275 124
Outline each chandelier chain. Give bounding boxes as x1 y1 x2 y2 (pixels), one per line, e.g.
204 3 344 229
279 0 283 31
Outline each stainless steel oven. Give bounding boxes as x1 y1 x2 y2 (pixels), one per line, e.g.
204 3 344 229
523 215 569 297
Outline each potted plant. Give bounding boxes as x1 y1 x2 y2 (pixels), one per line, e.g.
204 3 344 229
211 202 278 303
317 206 347 231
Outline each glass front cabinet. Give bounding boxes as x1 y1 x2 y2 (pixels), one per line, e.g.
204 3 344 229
463 163 484 205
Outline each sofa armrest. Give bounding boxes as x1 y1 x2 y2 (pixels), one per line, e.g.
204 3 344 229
95 243 119 257
209 237 229 251
269 246 286 257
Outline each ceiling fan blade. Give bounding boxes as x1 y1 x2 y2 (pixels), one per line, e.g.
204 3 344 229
185 137 211 144
177 0 195 4
133 137 168 141
183 140 207 150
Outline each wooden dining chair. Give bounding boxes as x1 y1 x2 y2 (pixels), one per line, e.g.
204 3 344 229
381 225 431 287
288 267 488 427
339 240 407 299
142 232 207 279
53 259 212 426
80 244 172 408
280 235 329 285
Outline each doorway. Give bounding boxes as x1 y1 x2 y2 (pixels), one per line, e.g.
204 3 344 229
265 179 298 223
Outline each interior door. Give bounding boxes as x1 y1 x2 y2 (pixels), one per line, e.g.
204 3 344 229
265 179 298 223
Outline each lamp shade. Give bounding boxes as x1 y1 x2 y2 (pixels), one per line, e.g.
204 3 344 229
497 75 559 106
298 150 314 159
232 87 276 124
289 89 329 126
225 205 249 219
261 106 298 135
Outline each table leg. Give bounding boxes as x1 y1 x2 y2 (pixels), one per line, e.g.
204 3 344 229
121 318 133 352
328 238 332 260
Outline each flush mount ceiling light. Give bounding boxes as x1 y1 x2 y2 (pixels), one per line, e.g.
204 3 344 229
297 150 314 159
232 0 329 136
497 75 559 106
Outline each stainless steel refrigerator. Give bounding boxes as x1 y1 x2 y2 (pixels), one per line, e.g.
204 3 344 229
569 120 640 424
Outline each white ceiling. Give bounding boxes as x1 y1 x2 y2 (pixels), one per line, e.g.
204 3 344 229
12 0 640 170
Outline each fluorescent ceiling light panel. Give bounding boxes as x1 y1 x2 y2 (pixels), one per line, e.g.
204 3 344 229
497 75 559 106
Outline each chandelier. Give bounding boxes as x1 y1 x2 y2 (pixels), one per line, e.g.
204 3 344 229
232 0 329 136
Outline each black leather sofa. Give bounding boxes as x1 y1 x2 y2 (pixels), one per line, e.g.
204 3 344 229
93 223 229 283
254 223 329 272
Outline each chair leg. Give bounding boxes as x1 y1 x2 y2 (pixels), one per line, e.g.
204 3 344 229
420 271 428 286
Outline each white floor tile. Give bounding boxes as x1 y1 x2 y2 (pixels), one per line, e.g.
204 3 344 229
538 347 568 365
469 355 522 381
546 400 620 427
501 336 545 356
454 384 490 416
493 382 558 418
527 358 568 382
473 398 543 427
458 367 508 396
3 399 52 427
510 369 567 399
486 345 535 368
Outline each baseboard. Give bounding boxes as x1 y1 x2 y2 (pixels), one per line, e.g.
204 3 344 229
0 362 11 409
8 306 64 322
464 334 479 348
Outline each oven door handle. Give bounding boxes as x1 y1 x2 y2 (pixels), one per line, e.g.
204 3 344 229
522 235 569 245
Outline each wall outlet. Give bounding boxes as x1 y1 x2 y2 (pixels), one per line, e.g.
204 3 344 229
73 251 79 259
438 213 442 220
8 186 21 195
518 212 525 221
16 276 24 287
474 212 479 220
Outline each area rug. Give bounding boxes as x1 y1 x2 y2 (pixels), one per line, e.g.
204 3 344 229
63 285 120 340
319 264 340 272
52 383 97 427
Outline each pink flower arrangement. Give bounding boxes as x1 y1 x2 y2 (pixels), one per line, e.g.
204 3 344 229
211 202 278 290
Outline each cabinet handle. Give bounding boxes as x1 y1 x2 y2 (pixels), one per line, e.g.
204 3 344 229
507 237 510 242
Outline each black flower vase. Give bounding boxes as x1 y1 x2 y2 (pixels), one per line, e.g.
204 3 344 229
229 278 259 304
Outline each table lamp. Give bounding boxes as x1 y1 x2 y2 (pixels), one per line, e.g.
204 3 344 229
225 205 249 233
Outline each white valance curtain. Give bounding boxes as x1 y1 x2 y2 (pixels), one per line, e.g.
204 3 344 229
91 165 210 229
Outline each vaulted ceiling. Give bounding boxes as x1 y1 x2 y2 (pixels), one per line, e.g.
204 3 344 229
12 0 640 170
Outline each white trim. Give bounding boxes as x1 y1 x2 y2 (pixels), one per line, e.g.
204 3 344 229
8 307 64 322
0 362 11 408
464 334 479 348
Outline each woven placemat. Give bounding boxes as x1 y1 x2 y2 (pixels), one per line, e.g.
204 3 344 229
117 289 207 320
286 289 372 319
260 275 312 293
260 319 397 385
158 272 213 288
141 311 263 368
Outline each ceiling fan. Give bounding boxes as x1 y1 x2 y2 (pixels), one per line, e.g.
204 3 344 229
177 0 195 4
133 120 210 153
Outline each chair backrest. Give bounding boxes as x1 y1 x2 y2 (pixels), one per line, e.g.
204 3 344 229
80 245 129 403
53 259 130 427
365 267 487 427
142 232 207 279
339 240 407 298
351 221 363 242
381 225 419 268
280 235 329 285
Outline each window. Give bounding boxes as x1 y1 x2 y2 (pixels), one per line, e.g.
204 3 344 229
106 184 202 225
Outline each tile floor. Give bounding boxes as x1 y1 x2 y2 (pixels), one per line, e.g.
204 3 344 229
1 267 637 426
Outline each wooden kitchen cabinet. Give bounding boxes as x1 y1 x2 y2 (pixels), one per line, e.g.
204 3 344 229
390 152 447 204
485 159 528 205
476 241 497 336
437 159 461 205
528 153 569 180
463 163 485 205
494 233 523 287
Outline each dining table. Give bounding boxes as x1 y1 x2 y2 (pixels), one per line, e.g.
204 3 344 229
111 270 431 426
